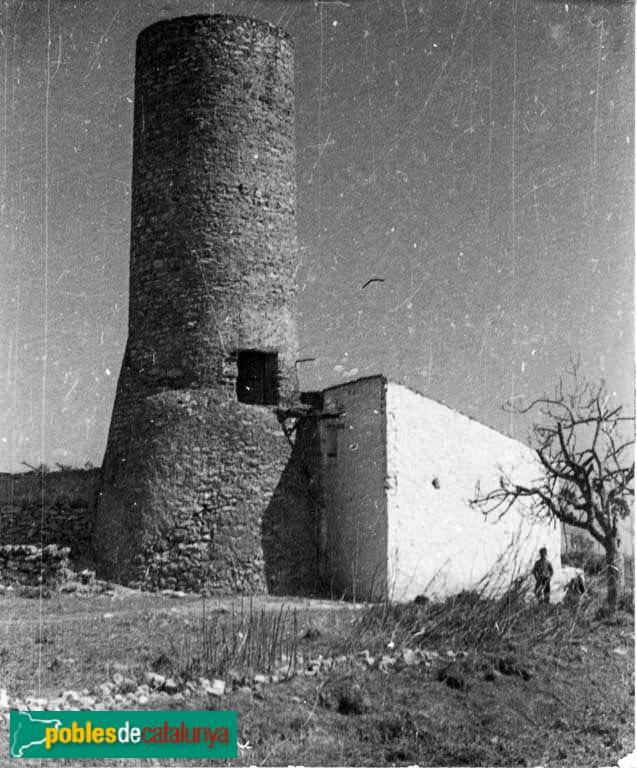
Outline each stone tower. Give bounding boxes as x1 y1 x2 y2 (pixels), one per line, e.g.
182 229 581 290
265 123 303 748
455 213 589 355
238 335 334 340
93 15 304 592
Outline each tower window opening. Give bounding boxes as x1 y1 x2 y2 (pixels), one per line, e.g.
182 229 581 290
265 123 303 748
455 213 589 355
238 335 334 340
236 350 279 405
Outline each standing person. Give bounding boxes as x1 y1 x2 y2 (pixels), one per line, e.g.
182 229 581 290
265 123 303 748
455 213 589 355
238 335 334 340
532 547 554 604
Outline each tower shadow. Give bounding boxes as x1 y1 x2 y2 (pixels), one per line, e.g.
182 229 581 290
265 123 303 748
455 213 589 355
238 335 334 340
261 416 326 597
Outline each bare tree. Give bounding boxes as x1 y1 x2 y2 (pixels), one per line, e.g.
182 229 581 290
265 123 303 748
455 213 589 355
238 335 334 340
472 360 634 610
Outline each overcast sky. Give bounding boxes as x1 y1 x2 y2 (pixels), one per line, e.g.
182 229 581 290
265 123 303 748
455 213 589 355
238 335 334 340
0 0 633 472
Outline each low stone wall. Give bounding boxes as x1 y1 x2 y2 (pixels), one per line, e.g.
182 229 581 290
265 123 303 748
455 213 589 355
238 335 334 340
0 469 100 563
0 544 72 586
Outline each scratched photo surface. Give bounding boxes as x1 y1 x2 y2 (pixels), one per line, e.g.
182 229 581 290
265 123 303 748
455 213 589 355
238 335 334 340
1 0 632 468
0 1 634 766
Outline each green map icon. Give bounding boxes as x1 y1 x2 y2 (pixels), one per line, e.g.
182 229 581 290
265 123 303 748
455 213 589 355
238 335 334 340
10 711 63 758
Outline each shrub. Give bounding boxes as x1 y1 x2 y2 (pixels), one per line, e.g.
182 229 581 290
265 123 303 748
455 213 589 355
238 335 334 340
562 548 606 576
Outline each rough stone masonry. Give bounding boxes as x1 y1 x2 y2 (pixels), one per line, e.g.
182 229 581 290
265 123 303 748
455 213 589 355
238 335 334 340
93 15 316 594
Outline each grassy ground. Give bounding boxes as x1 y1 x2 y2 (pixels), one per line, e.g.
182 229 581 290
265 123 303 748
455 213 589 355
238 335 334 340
0 579 633 767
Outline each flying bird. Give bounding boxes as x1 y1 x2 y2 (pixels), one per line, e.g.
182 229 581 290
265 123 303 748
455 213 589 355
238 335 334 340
360 277 385 290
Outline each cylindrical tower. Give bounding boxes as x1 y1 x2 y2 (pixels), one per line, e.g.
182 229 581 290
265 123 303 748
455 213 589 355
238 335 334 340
94 15 304 592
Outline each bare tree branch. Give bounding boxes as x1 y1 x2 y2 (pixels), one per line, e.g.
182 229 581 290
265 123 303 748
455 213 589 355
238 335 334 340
471 361 634 608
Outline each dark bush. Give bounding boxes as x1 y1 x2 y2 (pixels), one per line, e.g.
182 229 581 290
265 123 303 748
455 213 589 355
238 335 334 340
562 548 607 576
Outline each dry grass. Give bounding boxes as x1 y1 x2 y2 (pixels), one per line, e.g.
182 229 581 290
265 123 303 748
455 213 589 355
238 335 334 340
0 576 633 767
174 599 301 680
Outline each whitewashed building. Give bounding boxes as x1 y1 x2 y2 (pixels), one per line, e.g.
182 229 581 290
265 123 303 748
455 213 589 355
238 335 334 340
314 376 561 602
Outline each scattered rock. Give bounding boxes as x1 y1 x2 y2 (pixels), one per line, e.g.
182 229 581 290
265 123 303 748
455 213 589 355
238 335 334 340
26 697 48 709
319 676 372 715
484 668 501 682
118 678 137 694
494 655 533 680
275 662 295 678
95 682 114 698
145 671 166 689
357 649 375 667
0 545 73 589
374 654 396 673
437 663 468 690
401 648 418 666
63 690 82 703
414 594 430 605
303 661 319 677
20 586 52 599
162 678 180 693
78 569 96 585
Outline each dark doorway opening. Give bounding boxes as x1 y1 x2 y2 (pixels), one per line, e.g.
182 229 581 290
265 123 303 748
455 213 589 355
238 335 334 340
236 350 279 405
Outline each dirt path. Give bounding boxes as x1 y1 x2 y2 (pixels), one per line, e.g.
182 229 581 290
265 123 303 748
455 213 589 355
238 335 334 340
0 589 368 625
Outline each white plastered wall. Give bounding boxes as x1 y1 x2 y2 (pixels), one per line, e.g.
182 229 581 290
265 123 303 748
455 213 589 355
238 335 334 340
385 382 561 601
319 377 387 600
